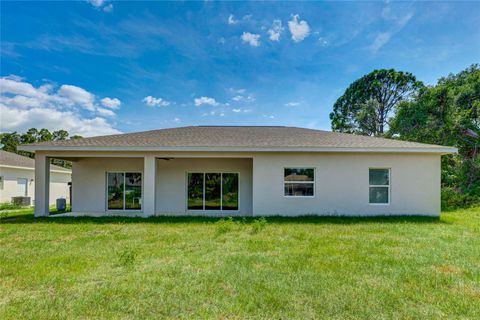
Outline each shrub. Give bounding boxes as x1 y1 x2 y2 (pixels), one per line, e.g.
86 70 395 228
441 187 480 210
215 217 236 235
251 217 267 234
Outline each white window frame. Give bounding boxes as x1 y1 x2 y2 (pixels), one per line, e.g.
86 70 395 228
283 167 315 198
368 168 390 205
186 172 240 212
106 171 143 211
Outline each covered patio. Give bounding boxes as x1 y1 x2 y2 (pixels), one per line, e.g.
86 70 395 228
33 153 253 217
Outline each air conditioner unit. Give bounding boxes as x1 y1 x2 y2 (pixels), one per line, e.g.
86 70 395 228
12 196 31 206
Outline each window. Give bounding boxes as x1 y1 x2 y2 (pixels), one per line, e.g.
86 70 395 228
0 176 3 190
107 172 142 210
369 168 390 204
284 168 314 197
187 172 239 211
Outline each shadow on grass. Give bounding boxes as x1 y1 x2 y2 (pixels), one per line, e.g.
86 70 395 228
0 212 444 225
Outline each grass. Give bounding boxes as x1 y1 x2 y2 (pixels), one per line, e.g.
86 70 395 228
0 203 25 211
0 208 479 319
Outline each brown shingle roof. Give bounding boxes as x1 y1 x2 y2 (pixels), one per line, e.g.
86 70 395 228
0 150 71 172
18 126 456 153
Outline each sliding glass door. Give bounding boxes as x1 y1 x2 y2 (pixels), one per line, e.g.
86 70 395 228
187 172 239 211
107 172 142 210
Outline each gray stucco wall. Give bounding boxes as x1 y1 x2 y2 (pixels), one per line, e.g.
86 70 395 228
72 157 144 213
70 152 441 216
71 157 253 215
252 153 441 216
155 158 253 215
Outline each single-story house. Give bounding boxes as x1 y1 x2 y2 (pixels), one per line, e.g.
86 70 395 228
0 150 71 206
17 126 457 217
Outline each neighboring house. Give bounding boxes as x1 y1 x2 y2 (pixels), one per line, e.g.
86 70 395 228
0 150 71 206
18 126 457 217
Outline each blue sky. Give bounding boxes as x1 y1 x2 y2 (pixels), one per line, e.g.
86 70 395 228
1 1 479 137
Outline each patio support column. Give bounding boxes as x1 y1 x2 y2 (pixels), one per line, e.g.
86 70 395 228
34 154 50 217
143 156 156 217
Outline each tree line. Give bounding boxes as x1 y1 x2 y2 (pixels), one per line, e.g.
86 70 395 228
0 128 82 169
330 64 479 208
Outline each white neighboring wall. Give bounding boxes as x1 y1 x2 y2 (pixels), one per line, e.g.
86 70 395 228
0 166 71 205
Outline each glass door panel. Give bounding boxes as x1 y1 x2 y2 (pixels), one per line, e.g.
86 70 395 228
125 172 142 210
222 173 238 210
188 173 204 210
107 172 124 210
205 173 221 210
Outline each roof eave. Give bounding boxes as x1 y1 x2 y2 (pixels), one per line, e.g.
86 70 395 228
0 164 71 173
17 145 458 154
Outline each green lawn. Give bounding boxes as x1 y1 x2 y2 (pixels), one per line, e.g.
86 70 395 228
0 208 479 319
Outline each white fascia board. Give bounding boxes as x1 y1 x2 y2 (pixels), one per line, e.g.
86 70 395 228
17 145 458 154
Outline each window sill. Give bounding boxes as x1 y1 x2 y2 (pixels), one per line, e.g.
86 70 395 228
284 196 315 198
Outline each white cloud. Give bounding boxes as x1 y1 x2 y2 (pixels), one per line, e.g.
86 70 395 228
0 95 41 108
0 78 47 98
232 94 255 103
398 12 414 28
370 32 392 53
86 0 113 12
232 108 251 113
0 105 119 137
229 88 246 94
58 84 95 111
285 101 301 107
241 32 261 47
96 107 116 117
229 88 255 103
142 95 170 107
3 74 24 82
371 11 414 52
288 14 310 42
39 83 53 93
101 97 121 109
194 96 219 106
0 75 120 136
268 19 283 41
87 0 105 7
228 14 237 25
103 3 113 12
318 37 328 46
